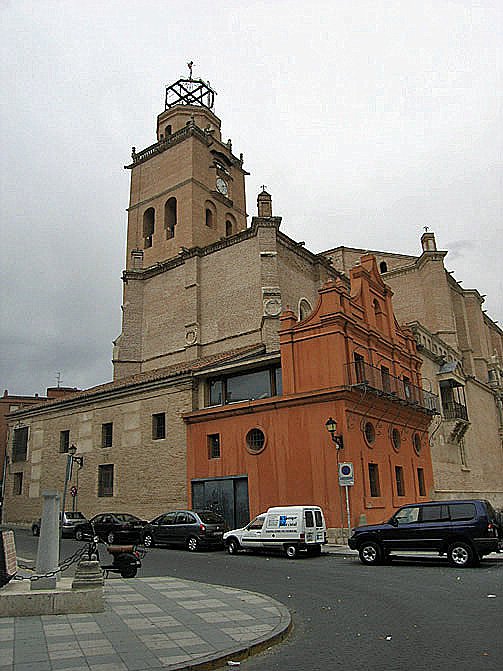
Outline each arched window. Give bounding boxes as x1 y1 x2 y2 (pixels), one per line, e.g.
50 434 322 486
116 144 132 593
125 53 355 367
299 299 312 321
143 208 155 248
165 124 172 137
226 220 233 237
165 198 177 239
205 201 216 228
379 261 388 273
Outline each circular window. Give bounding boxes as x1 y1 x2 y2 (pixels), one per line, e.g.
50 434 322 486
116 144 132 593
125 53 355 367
246 428 266 454
391 428 401 451
364 422 376 445
413 433 422 455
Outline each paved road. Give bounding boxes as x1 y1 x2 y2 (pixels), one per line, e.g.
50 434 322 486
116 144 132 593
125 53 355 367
11 531 503 671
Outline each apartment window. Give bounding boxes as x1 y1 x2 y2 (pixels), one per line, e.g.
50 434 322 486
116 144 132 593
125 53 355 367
152 413 166 440
395 466 405 496
98 464 114 497
12 427 28 462
368 463 381 497
60 430 70 454
207 366 282 406
381 366 391 393
102 423 113 448
354 353 365 383
13 472 23 496
413 433 422 455
417 468 426 496
208 434 221 459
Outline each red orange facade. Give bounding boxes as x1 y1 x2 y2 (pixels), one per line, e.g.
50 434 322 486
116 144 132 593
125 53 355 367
185 256 438 533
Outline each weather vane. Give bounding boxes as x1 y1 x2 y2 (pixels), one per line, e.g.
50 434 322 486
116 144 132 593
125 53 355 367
187 60 194 79
424 226 429 232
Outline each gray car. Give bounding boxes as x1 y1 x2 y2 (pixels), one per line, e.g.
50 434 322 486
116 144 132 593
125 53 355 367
31 511 88 538
141 510 226 551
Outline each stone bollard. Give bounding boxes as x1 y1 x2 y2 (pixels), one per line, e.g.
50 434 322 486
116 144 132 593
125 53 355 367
72 560 104 590
31 491 60 590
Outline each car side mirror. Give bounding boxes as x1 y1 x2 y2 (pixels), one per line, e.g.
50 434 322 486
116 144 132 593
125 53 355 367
389 517 398 527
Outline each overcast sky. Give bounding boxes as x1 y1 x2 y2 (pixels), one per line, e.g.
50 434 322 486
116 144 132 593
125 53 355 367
1 0 502 397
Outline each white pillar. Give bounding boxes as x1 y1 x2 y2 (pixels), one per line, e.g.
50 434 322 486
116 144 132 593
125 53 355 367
32 490 60 590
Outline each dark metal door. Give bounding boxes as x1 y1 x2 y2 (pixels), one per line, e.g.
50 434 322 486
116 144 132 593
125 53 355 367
191 477 249 529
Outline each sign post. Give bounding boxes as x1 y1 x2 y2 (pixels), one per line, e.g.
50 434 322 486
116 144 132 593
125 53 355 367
338 463 354 538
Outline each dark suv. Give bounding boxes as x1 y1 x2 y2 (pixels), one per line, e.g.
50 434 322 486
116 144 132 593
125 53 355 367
141 510 226 551
348 499 502 568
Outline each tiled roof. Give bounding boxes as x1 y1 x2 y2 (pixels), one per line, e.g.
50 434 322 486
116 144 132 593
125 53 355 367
9 344 266 414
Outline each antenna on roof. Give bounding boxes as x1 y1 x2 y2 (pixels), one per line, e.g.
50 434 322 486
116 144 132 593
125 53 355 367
56 372 62 388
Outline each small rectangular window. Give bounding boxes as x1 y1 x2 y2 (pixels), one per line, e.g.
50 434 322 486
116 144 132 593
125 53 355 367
381 366 391 393
395 466 405 496
207 434 220 459
13 472 23 496
152 413 166 440
314 510 323 527
12 427 28 462
368 463 380 497
98 464 114 497
305 510 314 527
60 430 70 454
101 422 113 448
417 468 426 496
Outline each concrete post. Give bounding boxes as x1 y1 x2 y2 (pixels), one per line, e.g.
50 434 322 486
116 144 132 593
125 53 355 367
32 490 60 590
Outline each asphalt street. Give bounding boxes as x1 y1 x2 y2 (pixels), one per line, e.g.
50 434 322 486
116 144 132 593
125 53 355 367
10 531 503 671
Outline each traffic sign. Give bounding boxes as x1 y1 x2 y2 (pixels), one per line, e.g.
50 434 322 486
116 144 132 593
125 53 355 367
338 462 354 486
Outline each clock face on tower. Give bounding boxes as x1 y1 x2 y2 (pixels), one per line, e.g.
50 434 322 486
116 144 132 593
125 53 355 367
216 177 228 196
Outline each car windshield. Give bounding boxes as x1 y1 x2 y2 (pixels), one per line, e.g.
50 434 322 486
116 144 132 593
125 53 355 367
197 511 224 524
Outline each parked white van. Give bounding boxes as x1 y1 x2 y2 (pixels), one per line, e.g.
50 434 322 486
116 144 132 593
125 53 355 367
223 505 327 558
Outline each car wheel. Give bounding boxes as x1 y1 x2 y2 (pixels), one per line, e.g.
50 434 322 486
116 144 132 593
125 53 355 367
285 544 298 559
75 529 84 541
32 524 40 537
226 538 240 555
358 541 382 565
447 541 478 568
143 534 154 548
107 532 116 545
187 536 199 552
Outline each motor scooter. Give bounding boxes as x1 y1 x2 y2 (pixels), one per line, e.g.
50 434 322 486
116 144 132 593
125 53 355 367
86 534 144 578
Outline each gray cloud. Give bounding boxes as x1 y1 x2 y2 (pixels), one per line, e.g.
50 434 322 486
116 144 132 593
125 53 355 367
1 1 502 395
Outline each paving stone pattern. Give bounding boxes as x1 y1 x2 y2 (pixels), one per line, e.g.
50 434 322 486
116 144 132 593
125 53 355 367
0 577 290 671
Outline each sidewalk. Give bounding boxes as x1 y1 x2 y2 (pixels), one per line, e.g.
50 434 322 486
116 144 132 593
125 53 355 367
0 576 291 671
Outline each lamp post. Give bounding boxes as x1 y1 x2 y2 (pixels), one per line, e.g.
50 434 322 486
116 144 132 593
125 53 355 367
325 417 348 541
61 444 84 538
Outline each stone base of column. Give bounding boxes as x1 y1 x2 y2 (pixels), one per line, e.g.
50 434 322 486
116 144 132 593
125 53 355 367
72 560 104 589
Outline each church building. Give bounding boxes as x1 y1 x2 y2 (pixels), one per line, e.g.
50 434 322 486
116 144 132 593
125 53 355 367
3 71 501 537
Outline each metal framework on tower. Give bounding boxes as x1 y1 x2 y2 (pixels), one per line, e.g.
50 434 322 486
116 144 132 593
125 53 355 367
165 76 216 110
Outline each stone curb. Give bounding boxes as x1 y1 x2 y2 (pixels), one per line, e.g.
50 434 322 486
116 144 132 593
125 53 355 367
165 591 292 671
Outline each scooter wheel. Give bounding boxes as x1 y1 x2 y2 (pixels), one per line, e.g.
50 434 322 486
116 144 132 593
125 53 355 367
120 565 138 578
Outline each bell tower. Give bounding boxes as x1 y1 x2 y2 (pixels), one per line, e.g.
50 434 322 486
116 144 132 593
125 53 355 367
124 66 248 270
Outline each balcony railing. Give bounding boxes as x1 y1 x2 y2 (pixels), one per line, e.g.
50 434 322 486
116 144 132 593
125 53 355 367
442 401 469 421
345 361 440 414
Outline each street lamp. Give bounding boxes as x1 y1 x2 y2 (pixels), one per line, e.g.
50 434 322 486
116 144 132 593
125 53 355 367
61 444 84 537
325 417 344 449
326 417 347 541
